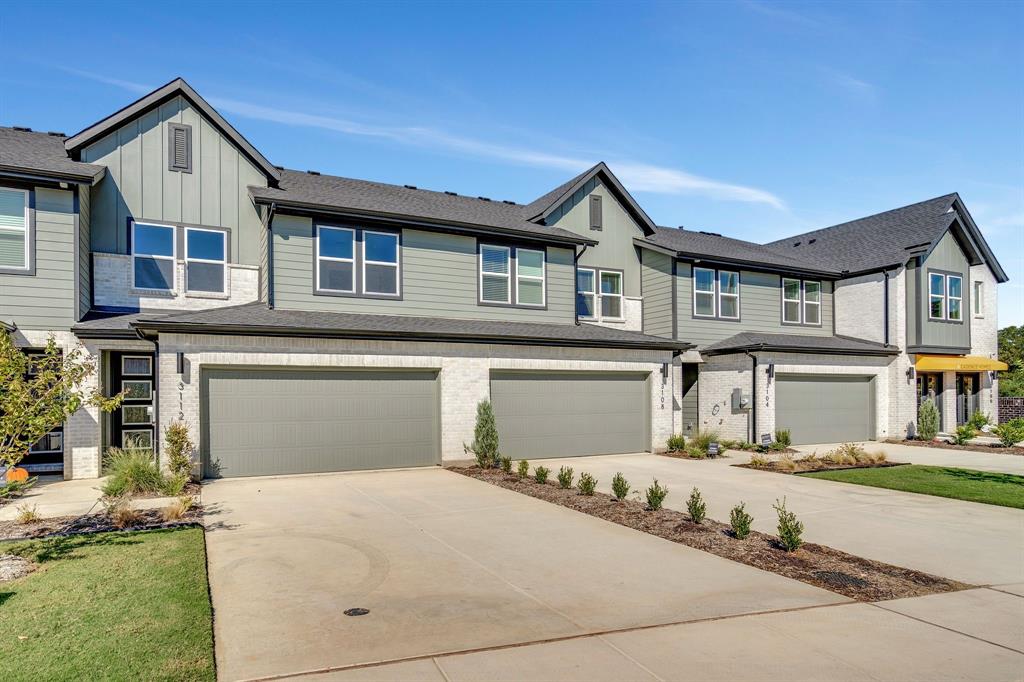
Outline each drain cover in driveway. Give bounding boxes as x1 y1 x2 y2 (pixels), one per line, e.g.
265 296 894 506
813 570 869 588
344 608 370 616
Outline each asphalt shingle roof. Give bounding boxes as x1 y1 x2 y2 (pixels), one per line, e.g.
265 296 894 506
130 302 690 350
701 331 899 356
250 169 594 245
765 194 960 275
0 127 105 183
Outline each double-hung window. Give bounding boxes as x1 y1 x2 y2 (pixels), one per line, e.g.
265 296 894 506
316 225 356 293
132 221 176 290
929 272 962 321
577 268 596 318
946 275 962 321
782 278 821 325
600 271 623 319
575 268 622 320
479 244 548 307
516 248 545 306
803 281 821 324
782 278 802 323
0 187 29 272
693 267 739 320
363 230 400 296
185 227 226 293
480 245 511 304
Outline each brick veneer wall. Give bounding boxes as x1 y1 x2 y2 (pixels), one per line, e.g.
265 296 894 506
999 397 1024 423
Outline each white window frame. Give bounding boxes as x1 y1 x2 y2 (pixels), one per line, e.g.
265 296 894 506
693 267 717 319
576 267 597 319
929 272 947 320
781 277 802 324
184 226 227 294
973 281 984 317
598 270 625 321
479 244 511 304
515 248 546 307
947 274 963 321
131 220 177 291
717 270 740 321
121 356 153 376
802 280 822 326
121 379 153 401
315 225 356 294
361 230 401 297
121 404 154 426
0 186 30 271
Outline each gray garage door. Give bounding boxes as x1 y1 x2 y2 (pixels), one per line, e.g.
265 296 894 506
201 368 439 478
775 375 875 445
490 372 649 459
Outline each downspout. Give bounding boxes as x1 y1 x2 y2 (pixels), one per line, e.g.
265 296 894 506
883 270 890 347
264 202 277 309
743 347 760 444
573 244 589 325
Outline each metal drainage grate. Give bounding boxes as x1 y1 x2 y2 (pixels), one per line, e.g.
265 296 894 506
344 608 370 617
812 570 870 589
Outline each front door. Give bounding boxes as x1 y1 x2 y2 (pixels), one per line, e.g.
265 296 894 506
917 372 943 424
956 373 980 426
109 352 156 452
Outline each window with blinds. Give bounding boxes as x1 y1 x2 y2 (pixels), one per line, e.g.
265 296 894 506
0 187 29 271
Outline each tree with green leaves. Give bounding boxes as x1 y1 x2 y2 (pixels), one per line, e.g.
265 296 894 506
464 400 499 467
0 330 123 471
998 326 1024 397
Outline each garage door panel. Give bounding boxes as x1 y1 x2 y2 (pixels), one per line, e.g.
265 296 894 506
775 375 874 445
203 369 439 478
491 372 648 459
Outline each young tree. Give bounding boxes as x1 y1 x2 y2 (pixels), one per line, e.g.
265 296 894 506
464 400 499 467
0 331 123 471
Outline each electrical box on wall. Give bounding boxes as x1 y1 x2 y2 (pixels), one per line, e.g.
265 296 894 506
731 388 751 410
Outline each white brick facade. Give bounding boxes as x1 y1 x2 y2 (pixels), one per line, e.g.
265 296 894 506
92 252 259 311
588 296 643 332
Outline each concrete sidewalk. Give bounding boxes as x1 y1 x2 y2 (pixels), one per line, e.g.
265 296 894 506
0 475 189 521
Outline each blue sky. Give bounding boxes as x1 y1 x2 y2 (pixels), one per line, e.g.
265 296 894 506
2 1 1021 326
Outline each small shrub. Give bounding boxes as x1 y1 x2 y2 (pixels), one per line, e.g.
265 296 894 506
871 450 888 464
577 472 597 496
689 429 721 457
500 456 512 474
611 472 630 500
719 439 740 450
684 444 707 459
824 443 863 466
163 420 194 480
994 418 1024 448
968 411 990 431
465 400 500 467
534 466 550 484
666 433 686 451
774 497 804 552
917 399 940 441
748 453 770 468
101 446 165 497
953 424 976 446
0 477 36 500
774 429 792 447
517 459 529 479
776 454 797 472
686 487 706 523
15 504 39 524
104 496 141 529
160 473 188 496
738 441 757 451
557 466 574 489
161 496 193 522
646 479 668 510
768 440 787 452
729 502 753 539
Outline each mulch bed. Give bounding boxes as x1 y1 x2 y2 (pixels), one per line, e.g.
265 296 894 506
893 439 1024 457
661 447 798 460
736 461 909 475
451 466 970 602
0 506 203 542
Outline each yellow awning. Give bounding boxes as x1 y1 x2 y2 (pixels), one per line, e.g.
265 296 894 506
915 355 1008 372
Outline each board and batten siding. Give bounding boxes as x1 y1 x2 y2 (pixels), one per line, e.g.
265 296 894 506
913 230 971 350
675 262 834 347
78 186 91 319
640 248 673 338
81 95 266 266
0 187 77 330
272 214 576 323
547 179 643 297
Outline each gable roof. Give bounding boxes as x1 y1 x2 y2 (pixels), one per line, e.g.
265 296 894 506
764 193 1007 282
523 162 659 236
63 77 280 184
0 127 106 184
250 169 596 246
642 226 840 277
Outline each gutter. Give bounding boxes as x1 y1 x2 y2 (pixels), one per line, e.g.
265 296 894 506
743 348 760 444
883 270 890 347
573 244 589 326
0 166 106 186
263 202 277 308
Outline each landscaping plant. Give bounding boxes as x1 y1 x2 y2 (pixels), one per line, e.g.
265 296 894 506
0 477 36 502
666 433 686 451
645 479 668 510
774 429 792 447
104 495 142 529
748 453 770 468
688 429 721 457
968 411 990 431
729 503 753 539
557 465 574 489
101 445 167 498
774 497 804 552
163 420 195 480
994 418 1024 448
953 424 976 446
464 400 499 467
517 459 529 479
776 453 797 471
611 472 630 500
0 330 124 474
161 496 194 522
534 465 550 484
500 456 512 474
577 472 597 496
686 487 706 523
917 399 940 441
15 503 39 524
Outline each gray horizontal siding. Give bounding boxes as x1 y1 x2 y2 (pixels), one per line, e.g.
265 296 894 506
676 262 834 348
641 249 673 338
272 214 576 323
0 187 76 330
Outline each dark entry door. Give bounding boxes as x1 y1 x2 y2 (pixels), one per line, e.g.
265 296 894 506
956 373 980 426
917 372 943 424
109 352 156 451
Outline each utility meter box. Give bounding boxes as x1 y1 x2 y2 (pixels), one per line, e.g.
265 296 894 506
731 388 751 410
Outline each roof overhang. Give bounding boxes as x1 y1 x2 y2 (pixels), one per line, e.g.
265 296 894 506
529 162 658 236
914 355 1007 372
633 237 839 279
948 197 1009 282
0 320 15 333
0 164 105 186
702 341 900 357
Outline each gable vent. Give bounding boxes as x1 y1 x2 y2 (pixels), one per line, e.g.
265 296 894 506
589 195 603 230
167 123 192 173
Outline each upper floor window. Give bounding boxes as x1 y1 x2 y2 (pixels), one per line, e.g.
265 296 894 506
315 225 401 297
973 281 984 317
185 227 226 294
132 221 176 290
782 278 821 325
480 244 546 307
316 225 355 294
693 266 739 320
363 231 400 296
929 272 962 322
576 267 623 321
0 187 30 272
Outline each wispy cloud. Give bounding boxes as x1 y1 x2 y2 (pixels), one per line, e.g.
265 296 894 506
819 67 877 102
63 68 786 209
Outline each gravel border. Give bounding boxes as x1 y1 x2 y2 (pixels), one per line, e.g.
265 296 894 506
0 507 203 542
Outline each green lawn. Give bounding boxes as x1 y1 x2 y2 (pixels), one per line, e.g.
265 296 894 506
0 527 214 681
801 465 1024 508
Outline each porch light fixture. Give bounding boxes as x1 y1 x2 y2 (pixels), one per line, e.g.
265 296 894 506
906 366 916 381
176 352 185 375
767 364 775 381
661 362 670 378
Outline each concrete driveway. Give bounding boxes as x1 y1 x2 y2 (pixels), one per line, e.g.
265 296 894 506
203 468 844 680
536 450 1024 586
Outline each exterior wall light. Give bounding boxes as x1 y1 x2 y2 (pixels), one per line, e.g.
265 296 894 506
176 352 185 375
